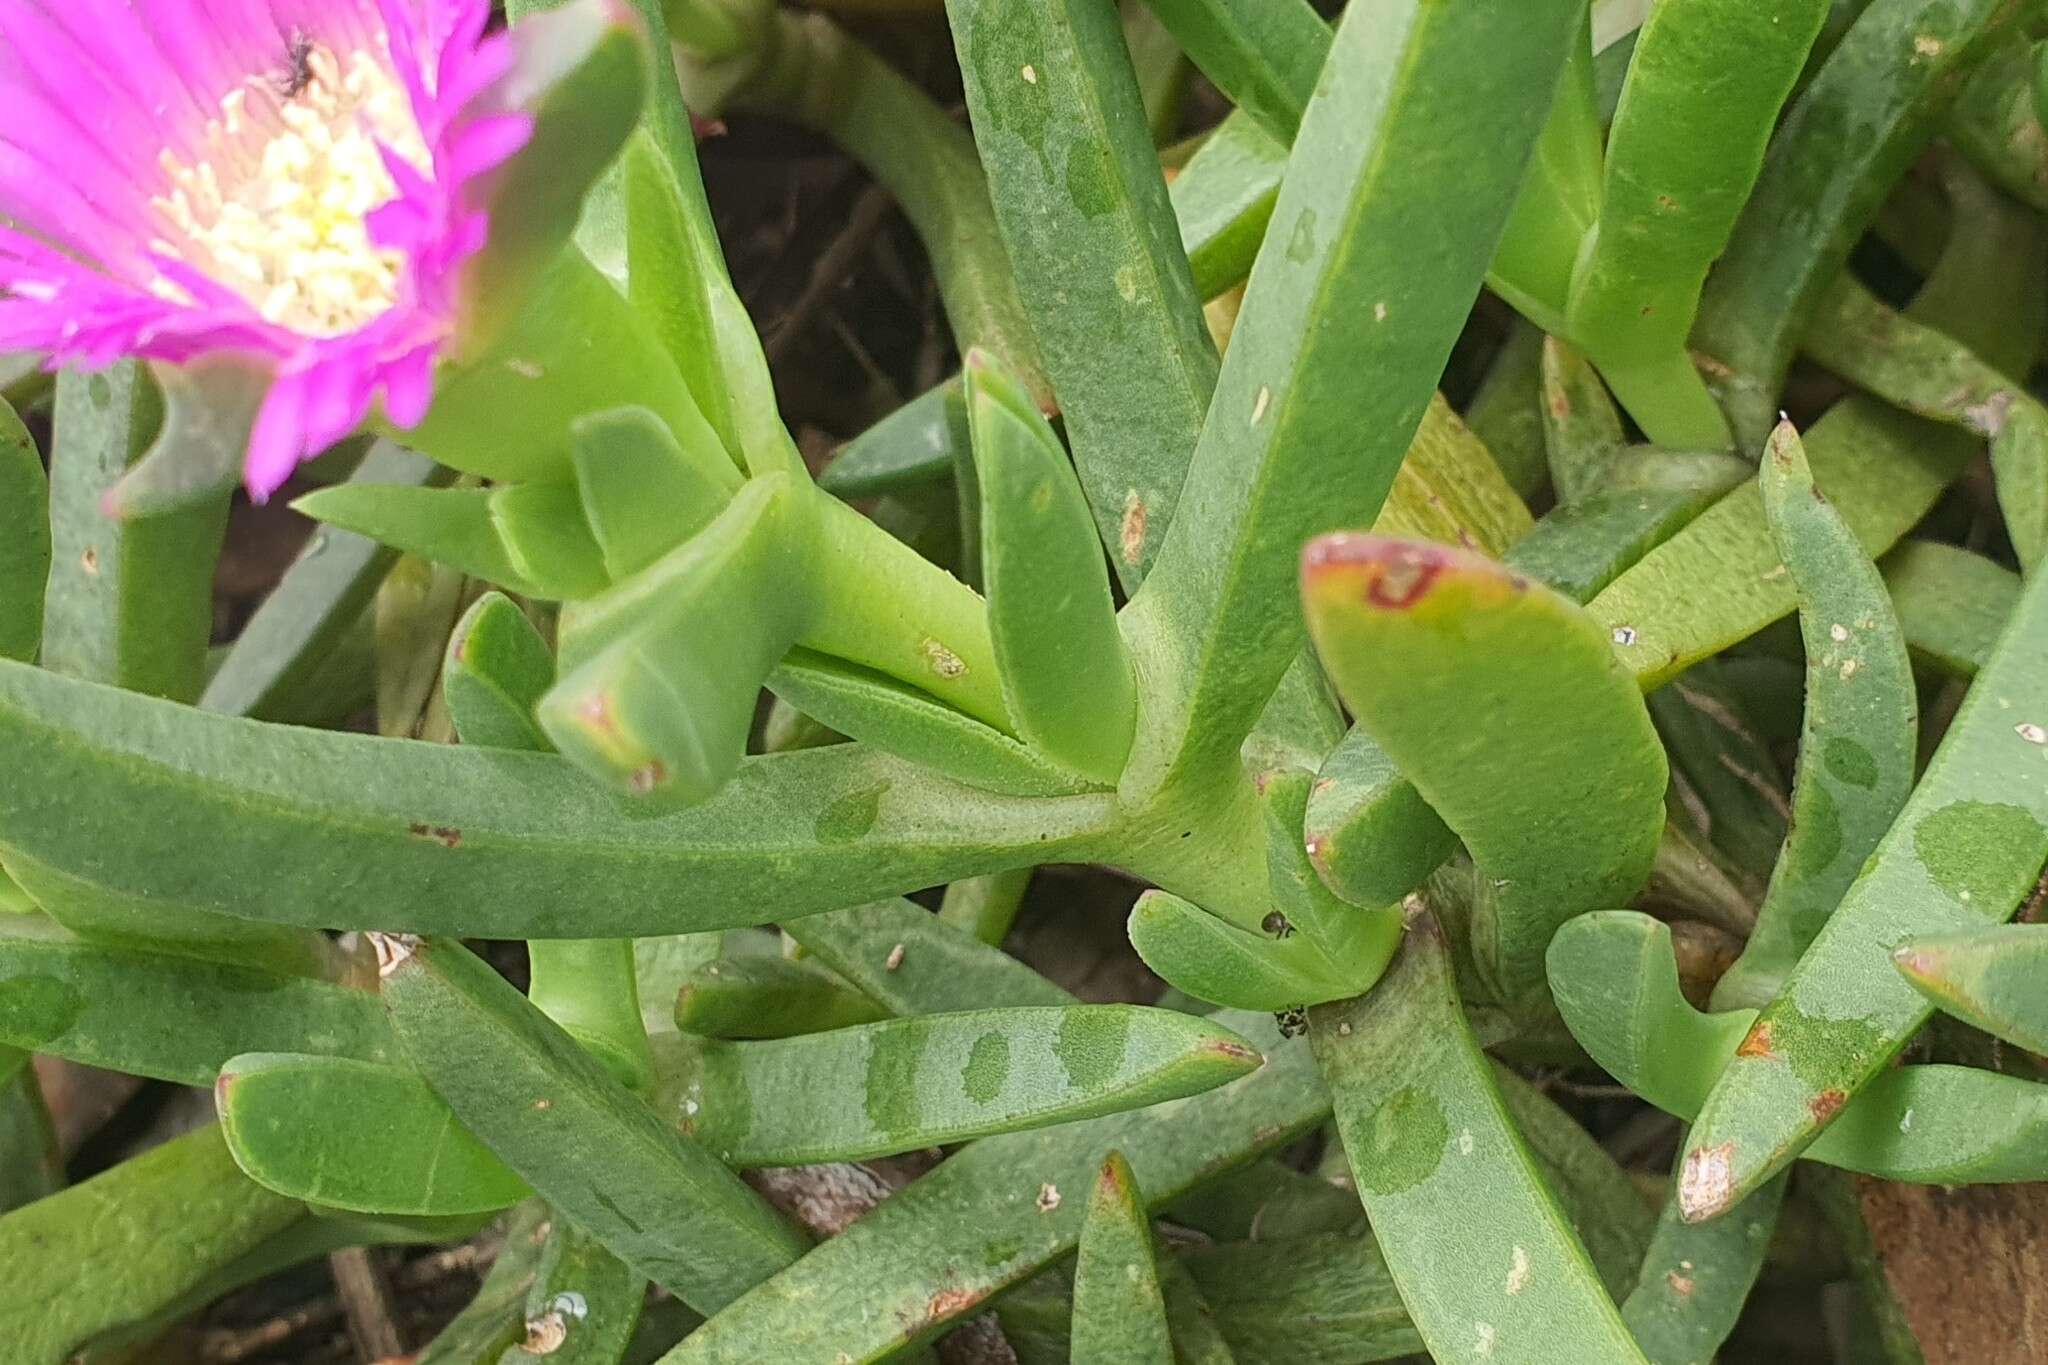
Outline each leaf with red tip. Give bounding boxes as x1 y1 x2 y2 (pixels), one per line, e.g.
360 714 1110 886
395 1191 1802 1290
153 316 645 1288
1301 533 1664 1012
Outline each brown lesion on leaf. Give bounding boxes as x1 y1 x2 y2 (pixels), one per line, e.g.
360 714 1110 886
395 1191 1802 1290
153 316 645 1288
1679 1141 1737 1222
1119 490 1147 567
1363 551 1445 610
1809 1088 1848 1123
1666 1269 1695 1298
407 822 462 849
1736 1019 1776 1060
925 1284 983 1325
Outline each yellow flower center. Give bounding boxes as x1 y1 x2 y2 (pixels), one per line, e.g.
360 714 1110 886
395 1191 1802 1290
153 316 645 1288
152 41 430 337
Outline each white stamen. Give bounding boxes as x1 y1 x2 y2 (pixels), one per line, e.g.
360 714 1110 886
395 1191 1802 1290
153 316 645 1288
151 43 428 336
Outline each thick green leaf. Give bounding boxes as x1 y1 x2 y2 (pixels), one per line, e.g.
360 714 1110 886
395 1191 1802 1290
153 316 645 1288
680 1006 1260 1167
1804 270 2048 570
295 482 541 598
413 1202 550 1364
1569 0 1829 448
658 1013 1325 1364
1894 922 2048 1054
1179 1232 1419 1365
1947 36 2048 214
1712 424 1917 1010
767 651 1090 799
817 381 970 498
1494 1067 1658 1298
384 936 807 1311
217 1053 530 1215
1488 13 1605 337
1882 540 2019 678
490 481 612 599
947 0 1220 586
0 1124 303 1362
0 660 1120 938
517 1219 650 1364
1622 1172 1788 1365
1692 0 2025 448
635 931 727 1038
455 2 648 351
1299 444 1728 918
1128 889 1364 1010
1505 449 1749 606
541 475 808 799
1302 535 1665 1011
783 897 1074 1015
1170 110 1284 301
0 1050 58 1214
969 351 1136 784
1593 166 2045 688
0 917 393 1086
570 403 737 582
1259 768 1401 979
527 936 655 1091
674 952 887 1039
1540 339 1625 505
43 364 224 702
1395 394 1539 555
1678 543 2048 1218
1157 1257 1239 1365
1072 1151 1173 1365
1465 321 1551 499
1309 914 1646 1365
1119 0 1580 798
446 593 556 753
202 443 443 721
0 396 47 663
405 250 712 488
1549 911 2048 1185
1303 722 1460 913
1135 0 1323 142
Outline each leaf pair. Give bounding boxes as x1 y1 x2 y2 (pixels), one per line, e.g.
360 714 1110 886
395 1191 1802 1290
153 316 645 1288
1130 768 1400 1010
300 403 736 603
961 351 1137 787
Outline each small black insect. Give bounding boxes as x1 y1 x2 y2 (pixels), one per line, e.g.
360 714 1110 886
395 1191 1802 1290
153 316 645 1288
1261 910 1294 939
1274 1007 1308 1039
275 28 316 98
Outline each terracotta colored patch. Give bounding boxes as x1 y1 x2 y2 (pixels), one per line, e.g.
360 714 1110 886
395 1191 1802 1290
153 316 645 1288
1666 1270 1695 1298
926 1284 982 1323
1735 1020 1776 1060
1364 551 1445 610
1119 491 1147 567
1809 1088 1848 1123
408 822 462 849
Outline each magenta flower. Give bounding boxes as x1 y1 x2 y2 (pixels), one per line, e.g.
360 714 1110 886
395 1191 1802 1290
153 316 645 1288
0 0 535 497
